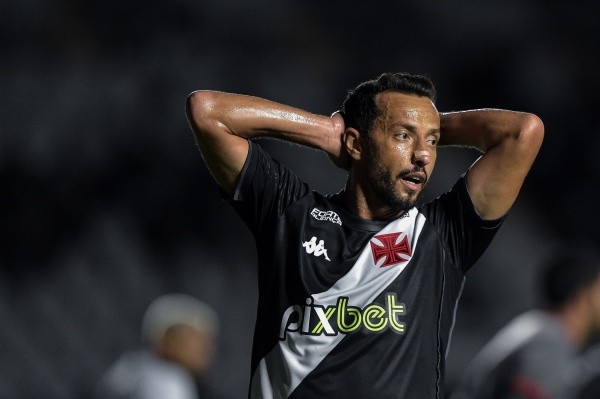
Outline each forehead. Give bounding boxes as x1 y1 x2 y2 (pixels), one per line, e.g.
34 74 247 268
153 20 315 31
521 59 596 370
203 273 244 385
374 91 439 128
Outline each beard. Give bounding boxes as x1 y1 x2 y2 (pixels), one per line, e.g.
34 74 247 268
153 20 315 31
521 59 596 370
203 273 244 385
364 152 427 214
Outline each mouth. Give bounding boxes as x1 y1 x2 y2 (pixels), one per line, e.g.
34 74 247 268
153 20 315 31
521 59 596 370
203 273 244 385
399 172 427 192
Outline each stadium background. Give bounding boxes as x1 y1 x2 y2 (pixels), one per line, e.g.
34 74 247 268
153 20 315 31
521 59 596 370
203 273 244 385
1 0 599 397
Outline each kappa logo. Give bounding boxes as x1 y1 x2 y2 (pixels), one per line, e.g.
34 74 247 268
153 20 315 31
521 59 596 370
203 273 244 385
370 232 412 268
310 208 342 225
302 236 331 261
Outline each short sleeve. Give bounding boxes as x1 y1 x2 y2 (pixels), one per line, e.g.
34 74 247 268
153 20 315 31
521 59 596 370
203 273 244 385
420 174 505 274
221 140 312 237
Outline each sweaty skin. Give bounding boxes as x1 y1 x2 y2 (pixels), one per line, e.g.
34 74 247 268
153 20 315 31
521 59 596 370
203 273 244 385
345 92 440 220
186 88 544 222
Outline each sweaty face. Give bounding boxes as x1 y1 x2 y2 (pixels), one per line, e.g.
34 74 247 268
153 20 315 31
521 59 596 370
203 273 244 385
362 92 440 215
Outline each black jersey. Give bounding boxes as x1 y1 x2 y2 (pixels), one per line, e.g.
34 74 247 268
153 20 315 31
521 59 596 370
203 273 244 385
226 141 504 399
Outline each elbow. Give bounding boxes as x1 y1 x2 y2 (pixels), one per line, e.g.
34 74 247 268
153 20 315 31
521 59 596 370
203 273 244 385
185 90 219 136
521 113 545 150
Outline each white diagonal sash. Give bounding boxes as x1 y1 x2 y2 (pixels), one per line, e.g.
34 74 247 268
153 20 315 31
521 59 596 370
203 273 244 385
251 208 426 398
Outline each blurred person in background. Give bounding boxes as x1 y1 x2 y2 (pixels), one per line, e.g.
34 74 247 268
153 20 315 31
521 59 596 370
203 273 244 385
451 243 600 399
185 72 543 397
566 341 600 399
94 294 219 399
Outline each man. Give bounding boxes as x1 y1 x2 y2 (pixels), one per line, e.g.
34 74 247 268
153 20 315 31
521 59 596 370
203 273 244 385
451 245 600 399
568 342 600 399
186 72 544 398
95 294 219 399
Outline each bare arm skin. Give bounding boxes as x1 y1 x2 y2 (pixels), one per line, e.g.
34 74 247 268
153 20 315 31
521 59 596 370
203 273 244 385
439 109 544 220
186 91 346 194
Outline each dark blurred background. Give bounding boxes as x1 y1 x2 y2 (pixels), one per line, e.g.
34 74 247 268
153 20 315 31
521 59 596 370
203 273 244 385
1 0 599 397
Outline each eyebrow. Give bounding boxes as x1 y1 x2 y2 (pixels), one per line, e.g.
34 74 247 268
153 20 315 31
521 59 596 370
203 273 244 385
390 122 440 135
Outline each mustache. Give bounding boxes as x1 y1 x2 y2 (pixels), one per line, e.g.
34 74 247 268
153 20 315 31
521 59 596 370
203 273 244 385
397 167 428 184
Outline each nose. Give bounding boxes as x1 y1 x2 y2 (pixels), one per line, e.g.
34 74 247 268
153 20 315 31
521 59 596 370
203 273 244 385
412 149 431 167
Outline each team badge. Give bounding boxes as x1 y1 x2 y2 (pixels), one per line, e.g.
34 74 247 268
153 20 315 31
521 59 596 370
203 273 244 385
370 232 412 267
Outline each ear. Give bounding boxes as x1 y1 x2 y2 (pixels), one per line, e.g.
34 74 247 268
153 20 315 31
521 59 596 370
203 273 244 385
344 127 363 161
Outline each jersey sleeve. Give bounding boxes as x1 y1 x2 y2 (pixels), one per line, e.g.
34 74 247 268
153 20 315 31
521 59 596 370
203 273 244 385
221 140 311 237
420 174 505 274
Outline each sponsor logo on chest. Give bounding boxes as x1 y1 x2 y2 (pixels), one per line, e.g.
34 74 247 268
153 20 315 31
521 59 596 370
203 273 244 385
279 294 406 340
310 208 342 225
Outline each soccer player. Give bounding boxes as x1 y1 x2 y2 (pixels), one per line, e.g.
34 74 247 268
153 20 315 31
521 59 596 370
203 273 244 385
452 245 600 399
95 294 219 399
186 73 544 398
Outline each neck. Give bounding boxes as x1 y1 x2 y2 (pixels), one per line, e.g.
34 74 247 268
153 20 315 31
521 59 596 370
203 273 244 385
342 176 407 221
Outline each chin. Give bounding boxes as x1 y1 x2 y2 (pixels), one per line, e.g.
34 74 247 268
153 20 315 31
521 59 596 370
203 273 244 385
391 192 419 211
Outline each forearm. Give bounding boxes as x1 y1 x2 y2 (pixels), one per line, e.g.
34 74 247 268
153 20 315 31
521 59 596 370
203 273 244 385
187 90 339 153
439 108 544 220
439 109 541 152
186 90 347 193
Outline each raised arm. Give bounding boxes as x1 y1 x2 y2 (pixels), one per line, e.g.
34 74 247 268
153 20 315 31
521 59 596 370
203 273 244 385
185 91 346 194
439 109 544 220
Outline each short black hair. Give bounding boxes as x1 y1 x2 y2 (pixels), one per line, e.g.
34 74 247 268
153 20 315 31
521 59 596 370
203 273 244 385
541 243 600 309
340 72 436 139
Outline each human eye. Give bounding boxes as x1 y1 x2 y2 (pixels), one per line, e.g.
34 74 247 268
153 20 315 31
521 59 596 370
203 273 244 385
394 131 410 140
426 135 439 146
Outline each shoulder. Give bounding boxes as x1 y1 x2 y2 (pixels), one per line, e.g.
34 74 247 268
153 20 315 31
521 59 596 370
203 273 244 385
97 351 198 399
